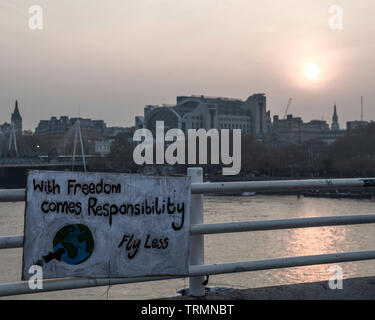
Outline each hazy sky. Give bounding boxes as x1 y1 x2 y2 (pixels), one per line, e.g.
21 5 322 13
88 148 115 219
0 0 374 130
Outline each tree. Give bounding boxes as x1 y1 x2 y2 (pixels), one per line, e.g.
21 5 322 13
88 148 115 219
107 133 135 172
316 123 375 177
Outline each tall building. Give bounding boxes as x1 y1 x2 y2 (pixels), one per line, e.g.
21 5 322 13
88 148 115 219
331 104 340 131
142 94 272 139
135 116 144 130
11 100 22 134
346 120 369 131
242 93 271 139
0 123 11 136
272 114 330 145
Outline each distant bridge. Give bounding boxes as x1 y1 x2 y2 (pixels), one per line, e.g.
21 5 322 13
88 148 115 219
0 155 98 169
0 156 99 188
2 120 99 170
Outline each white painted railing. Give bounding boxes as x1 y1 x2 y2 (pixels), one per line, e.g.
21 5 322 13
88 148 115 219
1 168 375 297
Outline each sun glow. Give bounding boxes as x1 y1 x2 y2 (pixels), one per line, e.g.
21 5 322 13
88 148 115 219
304 61 321 80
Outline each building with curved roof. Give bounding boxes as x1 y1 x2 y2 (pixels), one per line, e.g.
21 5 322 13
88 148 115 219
143 94 271 139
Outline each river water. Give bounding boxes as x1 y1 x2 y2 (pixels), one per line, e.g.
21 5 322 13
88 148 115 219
1 195 375 299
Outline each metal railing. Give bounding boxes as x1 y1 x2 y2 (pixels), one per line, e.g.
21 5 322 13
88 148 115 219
1 169 375 297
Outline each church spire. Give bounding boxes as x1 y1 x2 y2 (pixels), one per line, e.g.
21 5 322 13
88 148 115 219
333 104 338 120
11 100 22 134
331 103 339 131
12 100 21 120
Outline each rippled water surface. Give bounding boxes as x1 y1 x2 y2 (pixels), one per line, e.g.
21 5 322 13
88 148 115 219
1 195 375 299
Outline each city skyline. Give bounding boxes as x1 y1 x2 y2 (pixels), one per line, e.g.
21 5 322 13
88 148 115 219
0 95 368 132
1 1 374 130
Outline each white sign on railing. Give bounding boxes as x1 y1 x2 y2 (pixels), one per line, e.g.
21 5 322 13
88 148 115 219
22 171 191 280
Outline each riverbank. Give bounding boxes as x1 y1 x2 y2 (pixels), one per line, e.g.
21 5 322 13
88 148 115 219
166 275 375 300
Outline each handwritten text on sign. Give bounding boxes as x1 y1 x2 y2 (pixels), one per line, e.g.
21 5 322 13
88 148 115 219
22 171 191 280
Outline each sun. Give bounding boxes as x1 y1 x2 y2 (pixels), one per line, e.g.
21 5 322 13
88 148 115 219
304 61 321 80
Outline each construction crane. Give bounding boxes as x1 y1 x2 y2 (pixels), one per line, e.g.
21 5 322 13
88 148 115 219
283 98 293 119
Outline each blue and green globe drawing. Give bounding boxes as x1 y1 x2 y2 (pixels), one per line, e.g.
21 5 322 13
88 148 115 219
53 224 94 265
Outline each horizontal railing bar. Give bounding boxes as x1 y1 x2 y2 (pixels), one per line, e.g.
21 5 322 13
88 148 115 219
1 177 375 202
0 236 23 249
0 275 181 297
191 178 375 194
3 214 375 249
189 250 375 276
1 249 375 297
190 214 375 235
0 189 25 202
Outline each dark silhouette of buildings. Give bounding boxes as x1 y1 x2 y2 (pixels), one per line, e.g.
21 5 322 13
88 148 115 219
35 116 106 134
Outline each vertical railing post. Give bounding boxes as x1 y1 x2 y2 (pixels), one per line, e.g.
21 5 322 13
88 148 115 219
188 167 205 297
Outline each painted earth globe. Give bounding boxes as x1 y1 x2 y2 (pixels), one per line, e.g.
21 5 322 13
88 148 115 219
53 224 94 265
